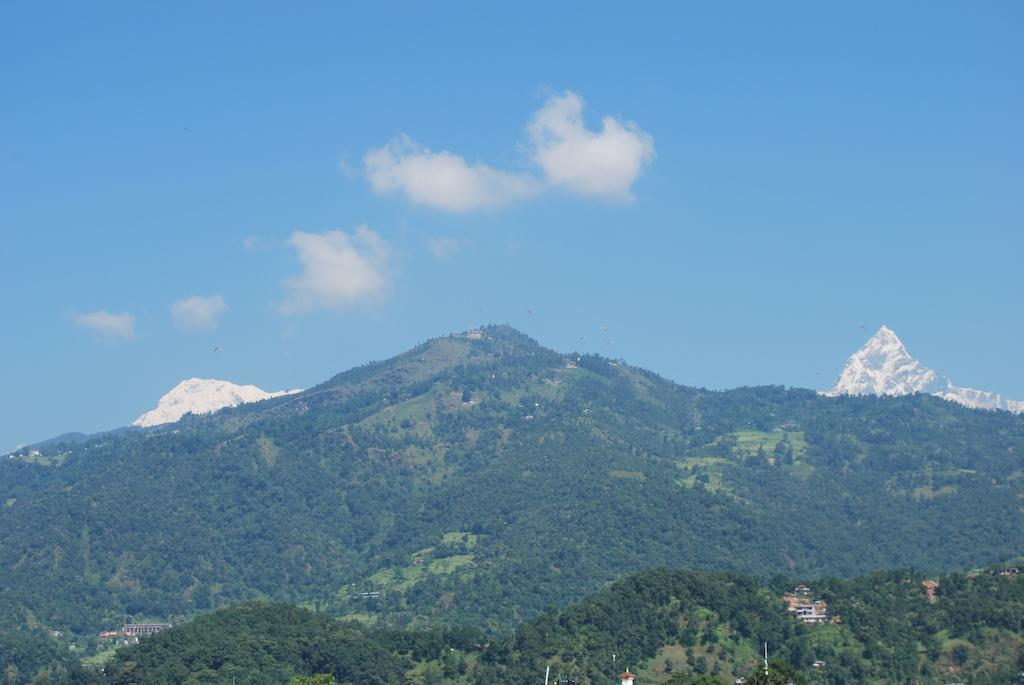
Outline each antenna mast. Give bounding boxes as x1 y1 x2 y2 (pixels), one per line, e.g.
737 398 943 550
763 642 769 676
544 665 550 685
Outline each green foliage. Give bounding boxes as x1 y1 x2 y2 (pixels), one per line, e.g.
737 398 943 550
744 659 805 685
99 603 412 685
0 627 72 685
2 324 1024 654
60 566 1024 685
289 675 339 685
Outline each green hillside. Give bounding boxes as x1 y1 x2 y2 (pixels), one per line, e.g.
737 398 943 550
61 565 1024 685
2 326 1024 641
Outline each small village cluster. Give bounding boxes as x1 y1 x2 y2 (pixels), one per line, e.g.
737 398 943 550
782 585 840 625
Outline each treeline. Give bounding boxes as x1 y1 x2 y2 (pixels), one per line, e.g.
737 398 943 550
41 566 1024 685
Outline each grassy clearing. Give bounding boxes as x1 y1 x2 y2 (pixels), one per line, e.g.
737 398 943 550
81 647 118 667
335 611 378 624
359 389 437 431
529 378 564 402
608 470 645 481
912 484 958 500
348 535 477 597
675 458 733 496
678 432 807 486
428 554 474 574
730 430 807 458
677 456 729 469
361 552 475 592
366 565 424 591
442 531 478 548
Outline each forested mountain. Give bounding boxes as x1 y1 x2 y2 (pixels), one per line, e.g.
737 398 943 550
58 566 1024 685
3 325 1024 643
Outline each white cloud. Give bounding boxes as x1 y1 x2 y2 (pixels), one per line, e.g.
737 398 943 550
528 91 655 199
337 153 358 179
364 135 538 212
428 236 461 259
171 294 227 330
71 310 135 339
243 235 274 250
364 92 654 211
281 227 390 313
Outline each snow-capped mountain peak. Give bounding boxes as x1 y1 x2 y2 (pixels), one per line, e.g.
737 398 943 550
826 326 1023 413
826 326 946 397
133 378 302 427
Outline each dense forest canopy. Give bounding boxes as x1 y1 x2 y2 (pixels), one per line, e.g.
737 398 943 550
44 566 1024 685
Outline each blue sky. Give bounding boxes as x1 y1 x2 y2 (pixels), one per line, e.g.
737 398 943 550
2 2 1022 451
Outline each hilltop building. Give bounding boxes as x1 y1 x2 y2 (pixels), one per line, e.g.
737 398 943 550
782 587 838 624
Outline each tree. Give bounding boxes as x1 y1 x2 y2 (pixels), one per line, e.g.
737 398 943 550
423 662 443 685
745 659 806 685
288 675 339 685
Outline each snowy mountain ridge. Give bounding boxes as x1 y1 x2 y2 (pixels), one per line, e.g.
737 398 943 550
133 378 302 427
826 325 1024 414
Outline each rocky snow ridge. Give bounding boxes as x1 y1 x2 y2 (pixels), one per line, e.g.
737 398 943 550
826 325 1024 414
133 378 302 427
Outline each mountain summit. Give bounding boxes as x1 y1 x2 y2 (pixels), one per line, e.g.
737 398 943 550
827 326 1023 413
132 378 302 427
827 325 946 397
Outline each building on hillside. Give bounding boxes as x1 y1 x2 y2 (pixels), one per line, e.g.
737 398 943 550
793 601 830 624
783 588 837 624
619 671 636 685
122 623 169 637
